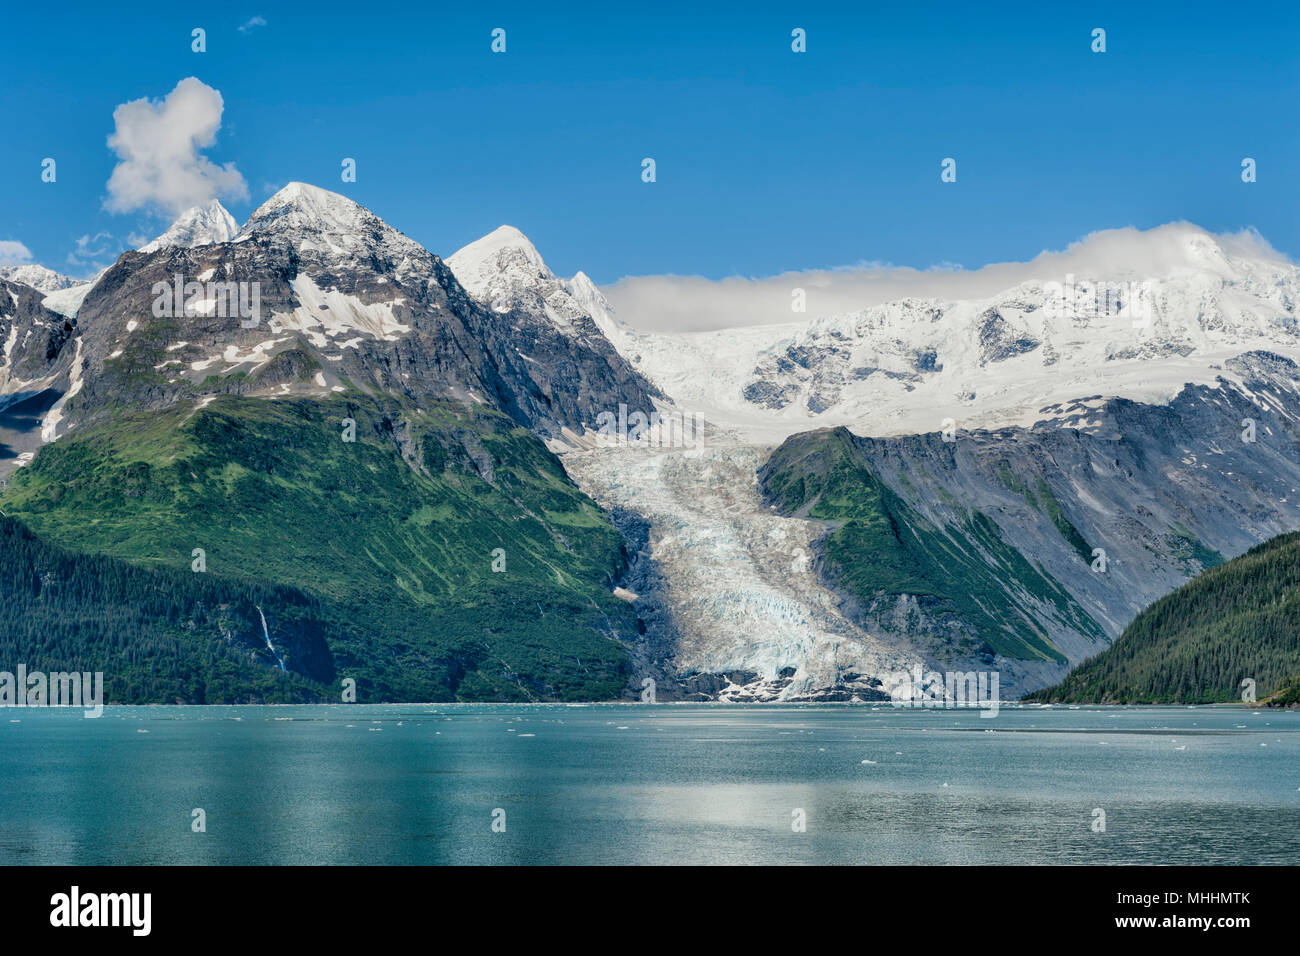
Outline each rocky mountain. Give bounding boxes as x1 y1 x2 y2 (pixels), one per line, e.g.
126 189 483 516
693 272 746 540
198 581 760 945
757 350 1300 695
615 224 1300 441
30 183 657 447
447 225 624 345
0 263 84 294
0 264 97 318
0 278 80 468
559 351 1300 700
0 185 662 702
0 279 79 391
3 392 639 700
8 194 1300 703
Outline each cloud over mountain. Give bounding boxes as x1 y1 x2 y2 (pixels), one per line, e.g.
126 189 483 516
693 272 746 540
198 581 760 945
603 224 1294 333
0 240 33 266
105 77 248 216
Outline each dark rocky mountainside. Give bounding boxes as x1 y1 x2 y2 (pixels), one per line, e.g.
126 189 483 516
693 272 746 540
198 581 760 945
54 183 658 443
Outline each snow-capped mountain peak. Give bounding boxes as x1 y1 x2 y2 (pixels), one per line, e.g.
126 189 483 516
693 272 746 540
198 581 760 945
243 182 365 234
446 225 552 301
566 270 624 341
139 199 239 253
0 263 100 318
237 182 425 264
446 227 628 344
0 263 84 294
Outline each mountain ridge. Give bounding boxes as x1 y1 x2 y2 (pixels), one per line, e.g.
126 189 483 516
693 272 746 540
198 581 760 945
8 182 659 451
609 224 1300 444
7 193 1300 701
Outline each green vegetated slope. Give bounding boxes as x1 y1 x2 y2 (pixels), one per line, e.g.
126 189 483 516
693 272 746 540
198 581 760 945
993 461 1094 563
0 515 328 703
761 428 1107 663
1267 676 1300 706
1027 530 1300 703
0 394 634 702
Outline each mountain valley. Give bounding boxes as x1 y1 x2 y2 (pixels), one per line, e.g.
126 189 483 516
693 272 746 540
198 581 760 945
5 188 1300 702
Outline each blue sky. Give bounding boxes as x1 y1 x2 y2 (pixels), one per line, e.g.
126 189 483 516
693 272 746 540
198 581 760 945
1 0 1296 282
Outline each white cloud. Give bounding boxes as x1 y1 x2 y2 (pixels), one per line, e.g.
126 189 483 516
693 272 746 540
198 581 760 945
602 223 1294 333
66 232 121 270
238 15 267 33
105 77 248 216
0 240 34 267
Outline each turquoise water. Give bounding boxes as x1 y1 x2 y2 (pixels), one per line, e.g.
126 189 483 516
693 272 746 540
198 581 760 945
1 703 1296 865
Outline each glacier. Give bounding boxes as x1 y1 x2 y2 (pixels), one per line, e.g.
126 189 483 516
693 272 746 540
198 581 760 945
564 438 923 700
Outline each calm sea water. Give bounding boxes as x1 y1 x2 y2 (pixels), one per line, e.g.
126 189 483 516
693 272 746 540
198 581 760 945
1 703 1296 865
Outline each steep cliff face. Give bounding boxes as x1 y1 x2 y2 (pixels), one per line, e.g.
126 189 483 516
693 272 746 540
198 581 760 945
0 278 82 472
0 278 79 391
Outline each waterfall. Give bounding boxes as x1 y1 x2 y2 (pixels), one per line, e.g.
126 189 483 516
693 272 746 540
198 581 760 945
257 606 288 672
